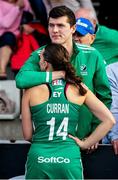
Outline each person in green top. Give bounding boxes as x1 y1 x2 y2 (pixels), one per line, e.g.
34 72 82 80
75 7 118 65
16 6 112 141
75 7 118 153
73 17 96 46
22 43 115 179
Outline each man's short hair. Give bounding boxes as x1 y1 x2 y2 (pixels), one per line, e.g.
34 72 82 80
48 6 76 27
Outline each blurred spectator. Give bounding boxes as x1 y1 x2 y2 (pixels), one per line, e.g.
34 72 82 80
75 8 118 65
11 13 50 76
102 62 118 155
73 17 95 45
42 0 97 18
0 0 33 80
11 24 39 76
72 17 111 147
20 11 50 46
29 0 48 27
75 8 118 154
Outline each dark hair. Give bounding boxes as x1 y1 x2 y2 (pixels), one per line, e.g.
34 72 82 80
48 6 76 27
43 43 87 95
21 11 34 25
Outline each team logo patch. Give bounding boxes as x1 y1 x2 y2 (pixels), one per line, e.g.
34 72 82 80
80 65 88 75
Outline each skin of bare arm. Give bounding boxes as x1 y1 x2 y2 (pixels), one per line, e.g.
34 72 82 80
21 89 33 141
21 84 50 141
69 89 116 150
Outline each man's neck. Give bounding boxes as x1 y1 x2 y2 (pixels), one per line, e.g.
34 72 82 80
63 40 73 57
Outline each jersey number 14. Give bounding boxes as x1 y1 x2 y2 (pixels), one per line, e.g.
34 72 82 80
47 117 68 140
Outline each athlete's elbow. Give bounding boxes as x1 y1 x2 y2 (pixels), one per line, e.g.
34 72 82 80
23 134 32 142
108 116 116 129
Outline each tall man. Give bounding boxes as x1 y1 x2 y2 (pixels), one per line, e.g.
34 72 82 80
16 6 111 140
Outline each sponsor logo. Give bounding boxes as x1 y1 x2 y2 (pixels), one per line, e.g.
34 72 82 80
37 156 70 163
76 19 88 28
52 80 63 85
54 87 63 90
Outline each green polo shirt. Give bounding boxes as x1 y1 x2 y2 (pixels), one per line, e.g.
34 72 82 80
92 24 118 65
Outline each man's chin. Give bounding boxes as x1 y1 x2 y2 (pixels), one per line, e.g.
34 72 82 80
51 39 62 44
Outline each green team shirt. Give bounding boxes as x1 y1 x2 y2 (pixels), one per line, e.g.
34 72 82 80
71 43 112 138
25 79 83 179
16 42 111 139
31 79 80 144
92 24 118 65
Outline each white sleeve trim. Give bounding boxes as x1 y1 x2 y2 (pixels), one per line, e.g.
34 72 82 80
46 72 50 82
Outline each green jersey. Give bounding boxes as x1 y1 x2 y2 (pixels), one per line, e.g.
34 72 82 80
16 42 111 139
25 79 83 179
31 79 80 143
92 24 118 65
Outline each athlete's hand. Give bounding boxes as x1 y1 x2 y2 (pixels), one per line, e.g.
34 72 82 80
68 134 86 150
111 139 118 155
86 142 99 154
69 134 99 152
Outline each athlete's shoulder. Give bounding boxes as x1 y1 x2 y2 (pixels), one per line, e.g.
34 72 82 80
66 84 87 105
25 84 47 94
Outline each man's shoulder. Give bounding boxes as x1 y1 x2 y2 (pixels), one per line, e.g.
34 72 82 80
98 24 118 32
96 24 118 40
32 45 46 55
75 43 105 64
75 43 102 58
76 43 96 52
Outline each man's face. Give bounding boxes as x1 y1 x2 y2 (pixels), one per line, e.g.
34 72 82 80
48 16 75 45
73 32 94 45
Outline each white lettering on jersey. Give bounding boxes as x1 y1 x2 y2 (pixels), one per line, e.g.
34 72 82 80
47 103 69 114
53 91 62 97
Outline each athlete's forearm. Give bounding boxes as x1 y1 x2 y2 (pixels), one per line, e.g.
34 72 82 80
83 120 114 149
69 120 114 150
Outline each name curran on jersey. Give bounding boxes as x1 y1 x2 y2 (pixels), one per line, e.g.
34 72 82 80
47 103 69 114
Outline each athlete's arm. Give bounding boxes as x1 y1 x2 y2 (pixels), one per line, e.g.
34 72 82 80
21 90 33 141
69 90 115 149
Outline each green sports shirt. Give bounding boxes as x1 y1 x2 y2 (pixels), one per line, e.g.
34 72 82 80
31 79 80 144
92 24 118 65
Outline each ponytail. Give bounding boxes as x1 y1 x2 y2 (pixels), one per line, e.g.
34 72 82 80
43 43 87 95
